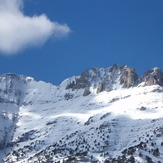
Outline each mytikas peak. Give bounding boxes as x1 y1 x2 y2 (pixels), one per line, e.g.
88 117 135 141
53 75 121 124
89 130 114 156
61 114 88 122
0 64 163 163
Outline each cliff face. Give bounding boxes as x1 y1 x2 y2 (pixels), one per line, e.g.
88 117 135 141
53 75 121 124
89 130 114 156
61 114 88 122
66 64 163 96
119 65 138 88
138 67 163 87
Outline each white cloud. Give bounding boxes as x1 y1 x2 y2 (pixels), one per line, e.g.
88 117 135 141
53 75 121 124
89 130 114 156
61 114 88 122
0 0 71 55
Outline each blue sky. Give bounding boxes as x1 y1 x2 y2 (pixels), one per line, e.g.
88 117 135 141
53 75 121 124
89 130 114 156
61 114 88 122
0 0 163 84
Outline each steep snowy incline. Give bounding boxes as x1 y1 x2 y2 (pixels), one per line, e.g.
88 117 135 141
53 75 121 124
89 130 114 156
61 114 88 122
4 85 163 163
0 64 163 162
0 74 59 162
0 74 33 158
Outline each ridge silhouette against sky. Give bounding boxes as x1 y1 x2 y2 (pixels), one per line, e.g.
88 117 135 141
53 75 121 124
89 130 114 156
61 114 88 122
0 0 163 84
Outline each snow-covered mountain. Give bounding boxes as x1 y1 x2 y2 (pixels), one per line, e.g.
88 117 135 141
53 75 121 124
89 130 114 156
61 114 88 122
0 64 163 163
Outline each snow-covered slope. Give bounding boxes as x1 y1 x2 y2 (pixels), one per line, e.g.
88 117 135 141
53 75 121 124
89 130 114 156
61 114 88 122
0 65 163 163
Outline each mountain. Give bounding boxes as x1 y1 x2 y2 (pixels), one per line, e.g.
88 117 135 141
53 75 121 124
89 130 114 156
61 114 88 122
0 64 163 163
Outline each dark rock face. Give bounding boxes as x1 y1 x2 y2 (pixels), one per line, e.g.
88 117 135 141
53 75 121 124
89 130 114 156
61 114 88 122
66 70 91 90
83 86 91 96
66 65 163 96
96 82 104 94
139 68 163 87
66 66 117 95
109 64 119 73
120 66 138 88
66 69 92 96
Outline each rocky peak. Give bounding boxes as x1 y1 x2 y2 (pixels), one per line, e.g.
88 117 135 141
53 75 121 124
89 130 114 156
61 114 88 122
120 65 138 88
0 74 34 92
66 64 139 95
0 74 34 88
139 67 163 86
0 73 34 82
65 64 163 96
109 64 119 73
0 74 34 105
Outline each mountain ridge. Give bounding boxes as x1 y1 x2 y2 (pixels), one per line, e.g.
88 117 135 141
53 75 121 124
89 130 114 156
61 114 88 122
0 64 163 163
1 64 163 94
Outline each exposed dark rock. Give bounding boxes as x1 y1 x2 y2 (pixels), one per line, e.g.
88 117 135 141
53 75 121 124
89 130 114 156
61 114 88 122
46 121 57 126
110 97 119 103
84 117 94 126
100 112 111 120
65 64 140 96
73 70 91 90
139 68 163 86
65 81 76 89
109 64 119 73
96 82 104 93
99 121 109 129
64 93 73 100
16 130 37 143
120 66 138 88
139 106 147 111
66 65 163 96
83 86 91 96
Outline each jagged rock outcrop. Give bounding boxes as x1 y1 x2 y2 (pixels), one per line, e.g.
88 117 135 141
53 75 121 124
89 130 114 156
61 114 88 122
66 64 140 95
96 82 104 94
120 65 138 88
65 64 163 96
66 70 91 90
139 67 163 86
83 86 91 96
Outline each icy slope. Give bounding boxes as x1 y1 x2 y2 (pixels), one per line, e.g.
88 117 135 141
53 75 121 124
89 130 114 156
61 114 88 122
0 65 163 163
